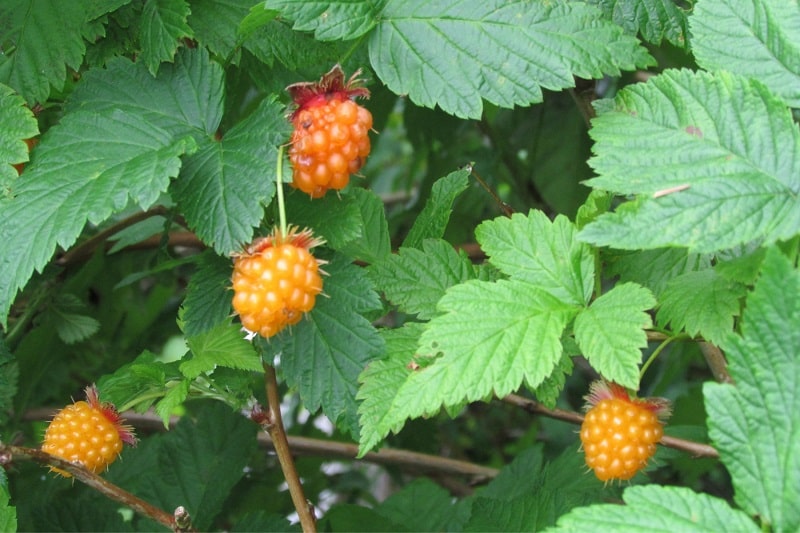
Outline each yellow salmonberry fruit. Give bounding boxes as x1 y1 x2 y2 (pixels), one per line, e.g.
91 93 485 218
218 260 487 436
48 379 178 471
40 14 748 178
42 385 137 477
232 226 325 339
287 65 372 198
579 380 670 482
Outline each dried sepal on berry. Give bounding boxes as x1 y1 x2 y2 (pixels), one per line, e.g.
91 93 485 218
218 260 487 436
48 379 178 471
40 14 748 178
231 226 326 339
287 65 373 198
286 64 370 118
41 384 137 477
579 380 671 482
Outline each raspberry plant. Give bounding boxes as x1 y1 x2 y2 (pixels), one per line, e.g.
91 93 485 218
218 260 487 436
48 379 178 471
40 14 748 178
0 1 798 532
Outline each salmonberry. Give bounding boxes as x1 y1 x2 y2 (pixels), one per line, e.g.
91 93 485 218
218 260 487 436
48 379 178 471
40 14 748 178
287 65 372 198
42 385 137 477
231 226 325 339
579 380 670 482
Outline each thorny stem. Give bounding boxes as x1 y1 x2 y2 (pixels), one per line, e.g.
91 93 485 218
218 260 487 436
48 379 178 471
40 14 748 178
261 362 316 532
0 444 194 532
469 165 514 217
502 394 719 459
276 146 288 237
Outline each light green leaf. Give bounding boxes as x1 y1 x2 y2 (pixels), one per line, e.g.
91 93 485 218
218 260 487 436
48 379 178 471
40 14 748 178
264 0 382 41
575 190 611 230
369 239 475 320
337 187 391 264
0 0 88 105
181 320 264 379
0 111 195 328
704 248 800 532
587 0 689 47
0 84 39 188
552 485 759 532
172 96 289 253
140 0 193 75
271 257 384 438
189 0 254 59
580 69 800 253
690 0 800 107
357 323 422 456
574 283 655 389
370 0 653 119
378 280 577 435
67 47 225 140
476 211 594 306
98 350 178 413
154 379 190 427
402 168 470 249
656 269 746 346
180 251 233 337
605 248 711 298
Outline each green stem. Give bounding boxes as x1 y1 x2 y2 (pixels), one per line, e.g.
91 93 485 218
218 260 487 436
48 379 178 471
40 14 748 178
640 334 688 380
276 145 288 236
592 247 602 301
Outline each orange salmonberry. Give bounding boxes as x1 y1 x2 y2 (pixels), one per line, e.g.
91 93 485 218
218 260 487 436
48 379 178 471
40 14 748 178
231 226 325 339
579 380 671 482
287 65 372 198
42 385 137 477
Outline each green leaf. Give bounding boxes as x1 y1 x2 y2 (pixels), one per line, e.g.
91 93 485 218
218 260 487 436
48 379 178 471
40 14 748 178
337 187 392 264
552 485 759 532
605 248 711 298
0 0 88 105
98 351 173 412
189 0 254 59
0 83 39 188
0 471 15 533
357 323 422 456
0 111 195 328
140 0 193 75
402 168 470 249
270 257 384 438
467 445 610 532
67 47 224 140
107 215 167 253
181 320 264 379
42 294 101 345
285 191 363 250
476 211 594 306
113 401 258 531
155 378 190 427
378 280 577 435
172 96 289 253
587 0 689 47
370 0 652 119
656 269 746 346
704 248 800 531
180 251 234 337
377 478 455 532
579 69 800 253
575 190 611 230
243 17 350 71
690 0 800 107
574 283 656 389
369 239 475 320
264 0 382 41
531 354 573 408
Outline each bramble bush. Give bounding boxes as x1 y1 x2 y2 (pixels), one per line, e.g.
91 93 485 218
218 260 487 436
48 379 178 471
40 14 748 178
0 0 798 531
